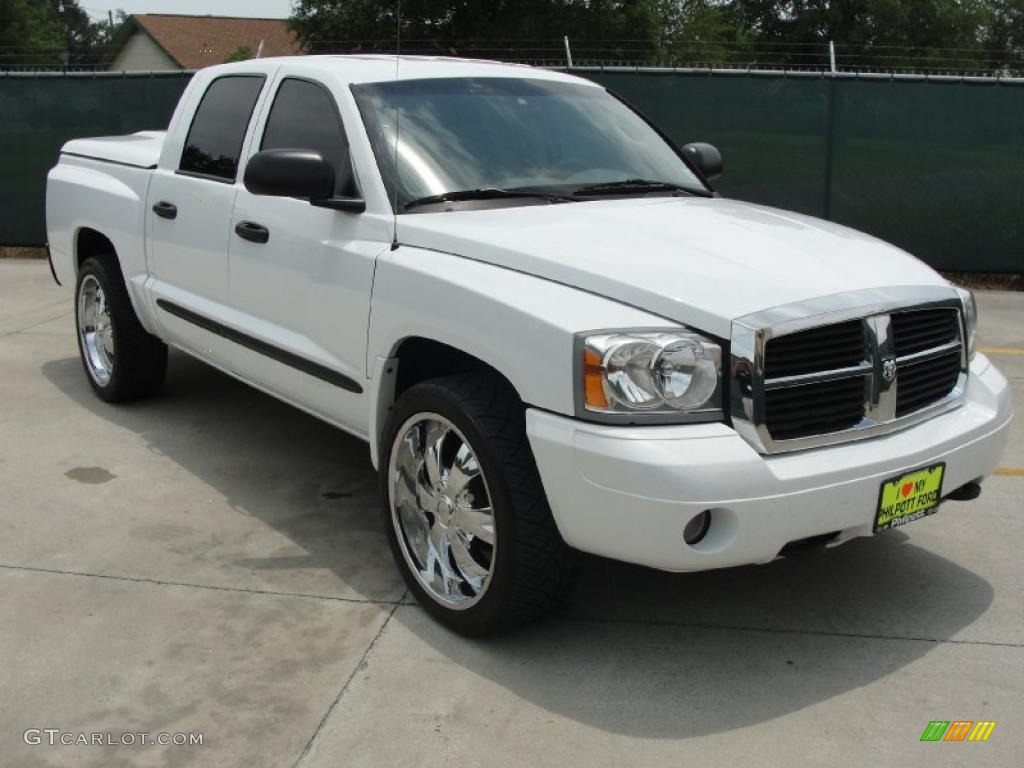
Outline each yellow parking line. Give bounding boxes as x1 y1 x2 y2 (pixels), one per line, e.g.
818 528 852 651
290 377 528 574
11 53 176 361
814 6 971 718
994 467 1024 477
980 347 1024 356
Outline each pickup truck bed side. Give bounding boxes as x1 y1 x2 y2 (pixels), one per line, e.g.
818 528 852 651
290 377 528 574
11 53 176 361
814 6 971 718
47 144 159 336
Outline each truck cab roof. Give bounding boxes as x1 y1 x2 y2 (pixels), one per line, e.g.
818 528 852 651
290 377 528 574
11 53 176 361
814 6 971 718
206 54 596 87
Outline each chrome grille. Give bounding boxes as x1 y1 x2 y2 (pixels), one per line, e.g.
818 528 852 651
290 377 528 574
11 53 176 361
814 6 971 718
895 348 962 416
891 307 962 419
765 376 867 440
891 308 960 356
730 287 968 454
763 319 865 378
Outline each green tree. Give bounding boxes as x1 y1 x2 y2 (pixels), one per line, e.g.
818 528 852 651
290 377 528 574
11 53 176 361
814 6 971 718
289 0 665 62
224 45 253 62
658 1 758 65
0 0 63 65
287 1 1022 72
983 0 1024 68
0 0 120 69
730 0 1001 70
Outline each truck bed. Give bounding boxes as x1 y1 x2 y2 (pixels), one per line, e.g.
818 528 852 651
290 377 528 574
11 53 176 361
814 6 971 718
61 131 166 169
46 131 166 293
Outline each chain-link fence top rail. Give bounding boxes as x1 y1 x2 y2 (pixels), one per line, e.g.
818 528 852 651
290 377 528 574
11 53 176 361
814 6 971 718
4 39 1021 76
1 68 1021 273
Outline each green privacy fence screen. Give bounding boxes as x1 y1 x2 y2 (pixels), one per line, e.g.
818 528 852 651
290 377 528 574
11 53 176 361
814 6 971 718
0 72 193 249
2 69 1022 273
587 70 1024 274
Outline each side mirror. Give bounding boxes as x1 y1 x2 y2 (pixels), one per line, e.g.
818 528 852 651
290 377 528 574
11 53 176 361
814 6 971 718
245 149 334 199
244 149 365 212
682 142 723 181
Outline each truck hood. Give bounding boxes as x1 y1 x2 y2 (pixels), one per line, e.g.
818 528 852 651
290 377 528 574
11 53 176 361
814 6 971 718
397 196 950 338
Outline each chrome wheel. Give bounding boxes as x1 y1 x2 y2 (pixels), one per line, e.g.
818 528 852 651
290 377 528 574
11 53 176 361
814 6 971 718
77 274 115 386
388 413 496 608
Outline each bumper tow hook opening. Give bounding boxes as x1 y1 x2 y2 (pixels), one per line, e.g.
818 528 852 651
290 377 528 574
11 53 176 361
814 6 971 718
947 480 982 502
683 510 712 546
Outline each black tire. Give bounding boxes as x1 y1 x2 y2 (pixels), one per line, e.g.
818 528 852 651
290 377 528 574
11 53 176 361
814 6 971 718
379 373 579 635
74 255 167 402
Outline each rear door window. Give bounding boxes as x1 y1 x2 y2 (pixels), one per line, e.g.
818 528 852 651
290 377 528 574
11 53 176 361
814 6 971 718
179 75 265 182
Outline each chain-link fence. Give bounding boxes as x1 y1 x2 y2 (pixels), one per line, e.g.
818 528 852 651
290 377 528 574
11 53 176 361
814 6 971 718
4 38 1023 75
1 67 1021 273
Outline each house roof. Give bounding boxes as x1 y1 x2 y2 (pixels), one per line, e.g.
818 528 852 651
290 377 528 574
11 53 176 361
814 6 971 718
115 14 303 69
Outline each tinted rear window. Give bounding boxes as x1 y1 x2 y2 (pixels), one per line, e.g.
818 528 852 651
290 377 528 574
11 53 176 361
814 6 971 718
180 75 265 181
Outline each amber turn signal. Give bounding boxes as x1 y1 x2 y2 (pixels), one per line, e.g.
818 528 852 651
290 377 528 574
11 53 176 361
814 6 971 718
583 348 609 409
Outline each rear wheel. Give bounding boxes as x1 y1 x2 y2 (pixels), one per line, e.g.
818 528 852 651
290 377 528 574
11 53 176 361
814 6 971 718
380 373 579 635
75 256 167 402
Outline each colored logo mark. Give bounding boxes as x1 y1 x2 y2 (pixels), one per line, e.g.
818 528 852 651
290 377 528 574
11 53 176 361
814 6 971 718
920 721 996 742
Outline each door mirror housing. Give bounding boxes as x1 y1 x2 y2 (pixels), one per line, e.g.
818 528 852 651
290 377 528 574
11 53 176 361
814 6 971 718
244 149 334 199
682 142 723 181
244 149 365 212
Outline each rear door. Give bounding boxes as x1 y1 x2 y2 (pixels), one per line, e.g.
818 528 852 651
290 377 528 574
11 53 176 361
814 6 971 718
146 72 269 352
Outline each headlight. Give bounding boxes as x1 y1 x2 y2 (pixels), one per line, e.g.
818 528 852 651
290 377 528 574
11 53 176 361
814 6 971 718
955 286 977 359
578 330 723 422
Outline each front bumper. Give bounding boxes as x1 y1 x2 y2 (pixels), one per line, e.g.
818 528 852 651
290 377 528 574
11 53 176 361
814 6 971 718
526 354 1012 572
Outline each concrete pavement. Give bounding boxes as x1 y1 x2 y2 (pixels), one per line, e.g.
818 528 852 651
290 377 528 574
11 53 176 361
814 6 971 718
1 259 1021 767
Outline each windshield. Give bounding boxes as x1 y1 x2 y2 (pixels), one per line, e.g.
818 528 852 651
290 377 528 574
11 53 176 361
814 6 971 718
351 77 707 211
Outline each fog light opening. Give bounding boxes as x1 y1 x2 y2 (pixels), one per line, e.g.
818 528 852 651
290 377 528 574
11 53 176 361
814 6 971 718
683 510 712 546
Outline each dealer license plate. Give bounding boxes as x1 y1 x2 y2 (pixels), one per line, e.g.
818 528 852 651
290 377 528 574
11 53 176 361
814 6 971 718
874 463 945 533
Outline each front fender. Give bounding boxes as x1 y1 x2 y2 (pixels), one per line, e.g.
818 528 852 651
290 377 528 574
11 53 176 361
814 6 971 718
365 245 670 465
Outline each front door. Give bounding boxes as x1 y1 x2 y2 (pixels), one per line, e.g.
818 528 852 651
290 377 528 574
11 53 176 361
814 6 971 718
226 75 389 433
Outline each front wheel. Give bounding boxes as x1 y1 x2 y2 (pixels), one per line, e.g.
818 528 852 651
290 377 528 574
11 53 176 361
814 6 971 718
380 373 578 635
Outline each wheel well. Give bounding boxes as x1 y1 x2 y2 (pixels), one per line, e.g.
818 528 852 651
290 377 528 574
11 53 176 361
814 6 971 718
76 228 116 273
392 337 519 402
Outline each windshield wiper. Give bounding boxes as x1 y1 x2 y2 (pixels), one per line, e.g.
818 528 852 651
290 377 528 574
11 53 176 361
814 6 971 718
572 179 706 197
403 187 573 210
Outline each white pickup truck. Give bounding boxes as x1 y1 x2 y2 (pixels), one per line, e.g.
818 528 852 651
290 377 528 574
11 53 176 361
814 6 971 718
47 56 1011 634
